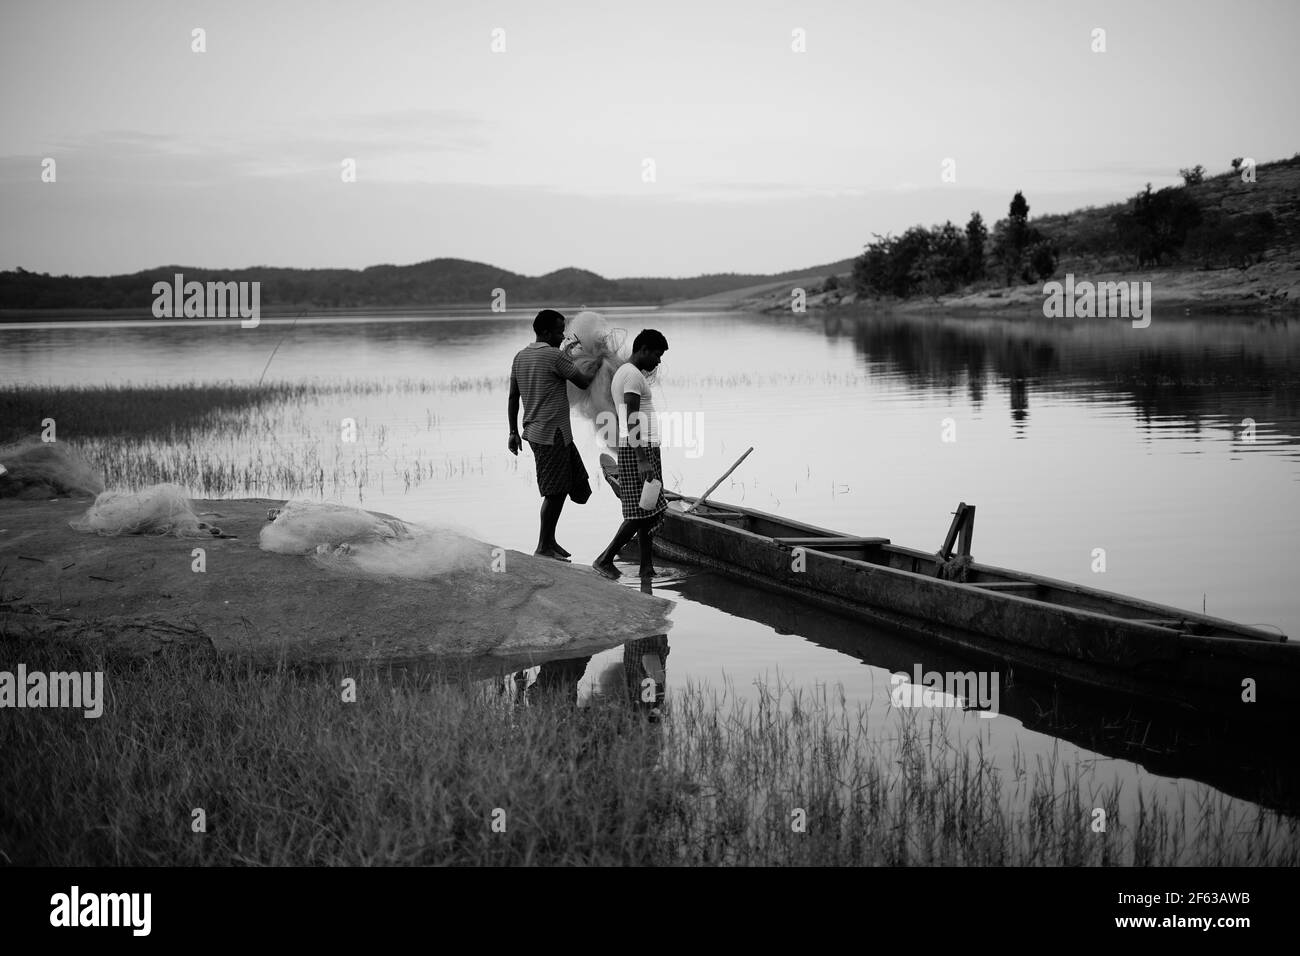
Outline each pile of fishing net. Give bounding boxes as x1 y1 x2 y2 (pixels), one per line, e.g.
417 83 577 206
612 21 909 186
564 310 629 452
259 500 486 577
0 439 105 499
259 500 409 553
69 483 219 537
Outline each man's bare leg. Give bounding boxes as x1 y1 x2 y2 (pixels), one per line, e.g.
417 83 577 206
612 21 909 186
593 519 640 579
637 524 657 577
537 493 569 559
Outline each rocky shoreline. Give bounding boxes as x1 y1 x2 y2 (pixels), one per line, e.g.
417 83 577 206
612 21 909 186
0 496 673 668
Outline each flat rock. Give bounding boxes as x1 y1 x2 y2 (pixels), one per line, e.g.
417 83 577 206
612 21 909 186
0 497 674 669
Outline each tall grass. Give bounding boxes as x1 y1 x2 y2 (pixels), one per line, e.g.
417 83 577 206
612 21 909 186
4 375 858 500
1 635 1294 866
0 378 503 443
2 381 505 498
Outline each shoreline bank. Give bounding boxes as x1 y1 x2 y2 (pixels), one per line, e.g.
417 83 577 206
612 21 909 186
670 258 1300 317
0 496 673 667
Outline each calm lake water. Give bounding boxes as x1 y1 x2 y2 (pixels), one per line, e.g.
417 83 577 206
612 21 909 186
4 308 1299 820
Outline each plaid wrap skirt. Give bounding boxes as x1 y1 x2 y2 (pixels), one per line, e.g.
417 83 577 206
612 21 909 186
616 443 666 528
530 429 587 498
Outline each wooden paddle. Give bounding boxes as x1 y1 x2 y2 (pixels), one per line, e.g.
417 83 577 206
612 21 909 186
682 447 754 514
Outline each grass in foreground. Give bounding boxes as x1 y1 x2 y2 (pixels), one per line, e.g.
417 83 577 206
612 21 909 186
1 636 1296 866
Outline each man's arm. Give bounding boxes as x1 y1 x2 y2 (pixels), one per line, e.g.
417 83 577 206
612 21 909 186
507 372 522 455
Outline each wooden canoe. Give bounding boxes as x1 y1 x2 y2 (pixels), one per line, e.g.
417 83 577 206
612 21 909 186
653 493 1299 713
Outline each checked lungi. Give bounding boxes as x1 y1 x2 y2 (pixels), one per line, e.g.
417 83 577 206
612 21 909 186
616 443 666 530
530 428 589 498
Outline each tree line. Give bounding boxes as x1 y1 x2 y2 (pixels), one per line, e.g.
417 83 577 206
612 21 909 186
851 161 1280 300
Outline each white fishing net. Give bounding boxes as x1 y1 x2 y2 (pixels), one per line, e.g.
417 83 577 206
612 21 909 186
0 439 105 499
258 500 410 554
69 483 214 537
565 310 629 453
261 501 489 578
315 528 489 578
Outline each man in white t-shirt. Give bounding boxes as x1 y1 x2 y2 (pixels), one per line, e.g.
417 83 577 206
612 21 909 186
593 329 669 579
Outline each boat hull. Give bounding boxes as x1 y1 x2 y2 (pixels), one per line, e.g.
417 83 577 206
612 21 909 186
654 498 1300 714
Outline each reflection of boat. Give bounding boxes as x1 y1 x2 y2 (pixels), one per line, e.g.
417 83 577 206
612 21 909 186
662 569 1300 816
655 493 1299 715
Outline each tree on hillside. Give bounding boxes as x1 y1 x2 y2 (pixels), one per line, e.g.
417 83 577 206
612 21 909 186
1180 165 1206 186
1009 191 1029 221
993 192 1032 285
1186 210 1276 269
1026 237 1059 281
1112 183 1202 267
853 228 927 297
965 212 987 281
852 195 1060 298
989 191 1060 284
851 235 896 297
909 221 968 300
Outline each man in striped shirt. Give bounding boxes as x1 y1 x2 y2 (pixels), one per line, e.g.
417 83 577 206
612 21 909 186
508 309 596 560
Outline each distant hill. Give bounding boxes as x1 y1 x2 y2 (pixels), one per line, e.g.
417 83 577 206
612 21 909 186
0 254 856 316
617 259 855 302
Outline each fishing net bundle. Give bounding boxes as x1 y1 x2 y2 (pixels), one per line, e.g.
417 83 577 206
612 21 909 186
259 500 410 554
69 483 220 537
260 500 488 578
0 439 105 499
564 310 629 453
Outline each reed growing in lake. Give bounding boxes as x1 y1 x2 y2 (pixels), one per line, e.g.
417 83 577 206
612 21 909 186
1 380 500 499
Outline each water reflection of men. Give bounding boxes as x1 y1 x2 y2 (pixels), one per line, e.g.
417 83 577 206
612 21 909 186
525 654 592 708
521 582 670 714
522 636 668 717
622 634 669 720
621 576 669 718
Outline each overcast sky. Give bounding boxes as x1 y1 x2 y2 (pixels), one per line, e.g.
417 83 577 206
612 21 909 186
1 0 1295 278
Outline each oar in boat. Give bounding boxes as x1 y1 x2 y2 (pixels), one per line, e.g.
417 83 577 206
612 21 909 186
682 447 754 515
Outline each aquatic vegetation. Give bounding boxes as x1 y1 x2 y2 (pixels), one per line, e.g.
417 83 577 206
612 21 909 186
0 381 497 500
1 636 1292 866
0 379 502 441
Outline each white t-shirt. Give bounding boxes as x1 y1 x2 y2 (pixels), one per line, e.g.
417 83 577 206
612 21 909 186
611 362 659 446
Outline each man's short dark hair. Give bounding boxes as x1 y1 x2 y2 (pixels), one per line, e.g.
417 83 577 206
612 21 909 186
533 309 566 335
632 329 668 353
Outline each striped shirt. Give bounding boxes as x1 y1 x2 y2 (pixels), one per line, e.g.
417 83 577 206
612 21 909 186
511 342 581 445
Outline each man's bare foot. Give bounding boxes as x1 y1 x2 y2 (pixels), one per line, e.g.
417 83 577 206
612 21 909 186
592 559 621 580
551 542 572 558
534 548 571 562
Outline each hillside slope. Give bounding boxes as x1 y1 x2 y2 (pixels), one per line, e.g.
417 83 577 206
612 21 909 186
728 156 1300 315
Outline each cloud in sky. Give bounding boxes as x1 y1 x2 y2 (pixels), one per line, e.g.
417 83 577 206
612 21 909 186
1 0 1296 275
